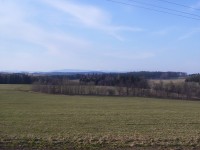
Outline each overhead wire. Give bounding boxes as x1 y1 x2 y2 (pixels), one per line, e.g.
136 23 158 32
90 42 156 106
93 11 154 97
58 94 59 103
106 0 200 21
152 0 200 11
127 0 200 18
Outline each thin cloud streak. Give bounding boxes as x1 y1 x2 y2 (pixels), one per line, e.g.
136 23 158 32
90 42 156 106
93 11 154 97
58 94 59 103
0 1 91 56
152 29 172 36
104 51 155 60
190 1 200 10
43 0 143 40
178 28 200 40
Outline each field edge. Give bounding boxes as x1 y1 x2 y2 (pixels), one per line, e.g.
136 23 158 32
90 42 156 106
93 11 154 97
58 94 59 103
1 136 200 150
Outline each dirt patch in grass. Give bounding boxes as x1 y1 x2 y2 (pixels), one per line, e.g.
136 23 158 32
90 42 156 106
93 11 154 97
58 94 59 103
1 136 200 150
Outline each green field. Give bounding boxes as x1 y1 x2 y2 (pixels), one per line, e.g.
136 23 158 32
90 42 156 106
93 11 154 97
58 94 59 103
0 84 200 149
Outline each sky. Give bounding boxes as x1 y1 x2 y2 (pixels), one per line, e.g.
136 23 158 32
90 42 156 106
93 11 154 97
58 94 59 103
0 0 200 73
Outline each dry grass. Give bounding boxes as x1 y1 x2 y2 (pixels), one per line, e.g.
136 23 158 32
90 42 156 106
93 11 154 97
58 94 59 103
149 78 186 84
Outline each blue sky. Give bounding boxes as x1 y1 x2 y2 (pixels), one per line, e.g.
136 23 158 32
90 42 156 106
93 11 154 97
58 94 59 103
0 0 200 73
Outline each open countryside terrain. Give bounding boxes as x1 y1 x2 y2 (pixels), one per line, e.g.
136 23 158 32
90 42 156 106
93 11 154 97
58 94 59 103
1 84 200 149
149 78 186 84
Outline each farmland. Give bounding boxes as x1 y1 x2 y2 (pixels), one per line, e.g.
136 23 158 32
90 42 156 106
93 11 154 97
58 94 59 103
0 84 200 149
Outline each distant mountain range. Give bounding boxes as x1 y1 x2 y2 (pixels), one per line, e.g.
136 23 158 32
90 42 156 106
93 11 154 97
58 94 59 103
52 69 99 72
0 69 105 75
30 69 106 76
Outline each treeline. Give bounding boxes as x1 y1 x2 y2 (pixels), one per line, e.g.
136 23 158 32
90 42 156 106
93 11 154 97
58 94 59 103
151 81 200 100
121 71 187 79
32 73 200 100
32 79 200 100
0 71 187 84
1 72 200 100
80 73 149 88
32 80 150 97
0 73 82 84
0 73 32 84
32 74 150 97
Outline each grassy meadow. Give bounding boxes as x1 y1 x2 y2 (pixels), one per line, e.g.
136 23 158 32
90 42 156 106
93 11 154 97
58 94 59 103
0 84 200 149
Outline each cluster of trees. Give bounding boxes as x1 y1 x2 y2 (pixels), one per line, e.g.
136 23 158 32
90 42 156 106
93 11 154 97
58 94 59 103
32 80 200 100
186 74 200 84
151 81 200 100
122 71 187 79
32 74 150 96
31 73 200 100
80 73 149 88
0 73 83 84
32 83 118 96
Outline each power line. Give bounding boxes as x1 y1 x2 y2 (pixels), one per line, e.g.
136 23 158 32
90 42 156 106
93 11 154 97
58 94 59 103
127 0 200 18
106 0 200 21
153 0 200 11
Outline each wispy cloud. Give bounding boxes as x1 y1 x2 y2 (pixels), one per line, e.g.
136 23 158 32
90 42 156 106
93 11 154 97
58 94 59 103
104 51 155 60
190 1 200 10
152 28 173 36
178 28 200 40
0 1 91 56
43 0 143 40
